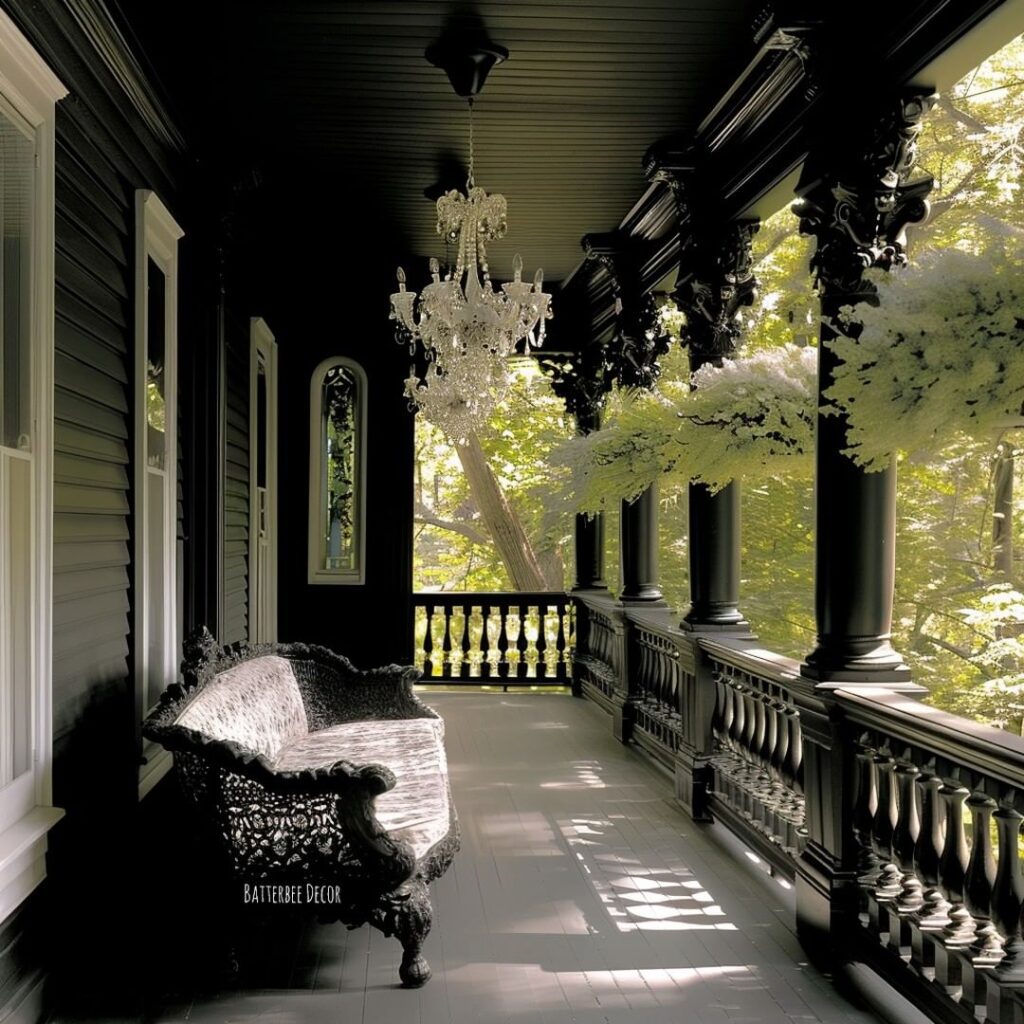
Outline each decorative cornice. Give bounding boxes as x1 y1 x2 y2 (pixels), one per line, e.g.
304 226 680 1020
65 0 186 153
793 88 937 304
674 219 760 364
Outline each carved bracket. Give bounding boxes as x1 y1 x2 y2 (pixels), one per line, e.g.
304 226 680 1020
540 346 616 428
794 88 937 306
674 219 760 363
613 293 673 390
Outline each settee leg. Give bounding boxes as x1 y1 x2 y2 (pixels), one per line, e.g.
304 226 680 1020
394 880 433 987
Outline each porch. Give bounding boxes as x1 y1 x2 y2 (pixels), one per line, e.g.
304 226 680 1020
49 693 879 1024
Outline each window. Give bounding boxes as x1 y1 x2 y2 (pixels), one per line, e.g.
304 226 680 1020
0 8 66 924
134 190 182 798
308 357 366 584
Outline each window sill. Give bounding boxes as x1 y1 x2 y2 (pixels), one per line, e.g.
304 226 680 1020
307 570 365 586
138 747 172 799
0 804 63 924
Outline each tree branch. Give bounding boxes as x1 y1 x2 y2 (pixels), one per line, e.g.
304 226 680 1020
415 504 490 547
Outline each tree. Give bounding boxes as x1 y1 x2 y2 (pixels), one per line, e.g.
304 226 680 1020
414 360 573 592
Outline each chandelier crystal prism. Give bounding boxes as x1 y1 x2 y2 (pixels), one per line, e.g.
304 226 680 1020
390 98 552 441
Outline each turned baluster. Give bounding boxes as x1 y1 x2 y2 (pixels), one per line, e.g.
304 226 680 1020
767 698 787 785
871 754 902 900
915 770 952 929
789 710 804 798
727 681 748 785
669 656 683 734
478 604 491 680
780 706 799 792
938 783 973 946
497 605 509 680
894 762 924 914
992 805 1024 979
657 644 670 709
441 606 454 679
515 605 529 680
655 643 668 708
852 746 879 882
757 692 778 827
717 675 740 801
965 793 1002 962
749 684 765 765
555 603 567 681
638 637 652 702
596 617 609 664
423 604 435 677
534 604 547 680
740 684 758 761
758 693 776 772
456 603 471 680
711 672 728 745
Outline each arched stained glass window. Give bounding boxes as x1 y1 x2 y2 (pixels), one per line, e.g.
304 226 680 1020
308 357 366 584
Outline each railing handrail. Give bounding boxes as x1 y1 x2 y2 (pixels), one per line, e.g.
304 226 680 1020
835 684 1024 788
412 591 569 607
698 635 803 685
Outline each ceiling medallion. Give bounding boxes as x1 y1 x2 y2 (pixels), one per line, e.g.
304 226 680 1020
389 43 552 442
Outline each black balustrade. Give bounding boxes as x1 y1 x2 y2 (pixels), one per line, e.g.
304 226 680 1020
704 643 807 867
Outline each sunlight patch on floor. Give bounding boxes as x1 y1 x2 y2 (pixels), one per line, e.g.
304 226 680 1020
560 816 737 932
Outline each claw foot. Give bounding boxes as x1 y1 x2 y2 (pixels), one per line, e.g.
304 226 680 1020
400 952 431 987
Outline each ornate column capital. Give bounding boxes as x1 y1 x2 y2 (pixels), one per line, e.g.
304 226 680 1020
613 292 672 391
578 232 672 393
540 344 614 429
674 219 760 364
793 88 937 306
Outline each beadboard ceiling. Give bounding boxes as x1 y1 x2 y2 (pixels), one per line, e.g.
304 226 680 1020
135 0 760 282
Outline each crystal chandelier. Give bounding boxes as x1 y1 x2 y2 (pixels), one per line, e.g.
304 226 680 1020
390 100 552 441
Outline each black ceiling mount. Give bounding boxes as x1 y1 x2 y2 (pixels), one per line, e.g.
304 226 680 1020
425 39 508 97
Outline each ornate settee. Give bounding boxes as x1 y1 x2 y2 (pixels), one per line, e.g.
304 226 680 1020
143 628 459 987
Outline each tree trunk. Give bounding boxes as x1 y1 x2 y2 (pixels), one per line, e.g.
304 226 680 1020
455 434 549 591
993 452 1014 578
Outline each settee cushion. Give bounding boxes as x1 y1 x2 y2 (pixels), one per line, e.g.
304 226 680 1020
176 655 308 760
273 717 451 860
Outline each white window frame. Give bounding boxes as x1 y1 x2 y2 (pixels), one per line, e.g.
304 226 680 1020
0 8 67 925
248 317 278 641
134 189 183 799
308 356 367 586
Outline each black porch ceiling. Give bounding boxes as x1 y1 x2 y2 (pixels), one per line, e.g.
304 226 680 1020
164 0 761 283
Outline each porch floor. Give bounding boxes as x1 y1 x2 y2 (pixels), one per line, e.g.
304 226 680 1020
55 693 881 1023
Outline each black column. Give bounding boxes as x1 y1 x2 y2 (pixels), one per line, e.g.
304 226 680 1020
619 483 664 604
795 88 936 684
572 403 607 591
672 220 759 633
684 480 743 628
574 510 607 591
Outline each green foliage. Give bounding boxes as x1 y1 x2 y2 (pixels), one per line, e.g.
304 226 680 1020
413 359 574 592
553 343 817 509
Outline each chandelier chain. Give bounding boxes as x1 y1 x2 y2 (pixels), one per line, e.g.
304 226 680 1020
467 98 475 189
